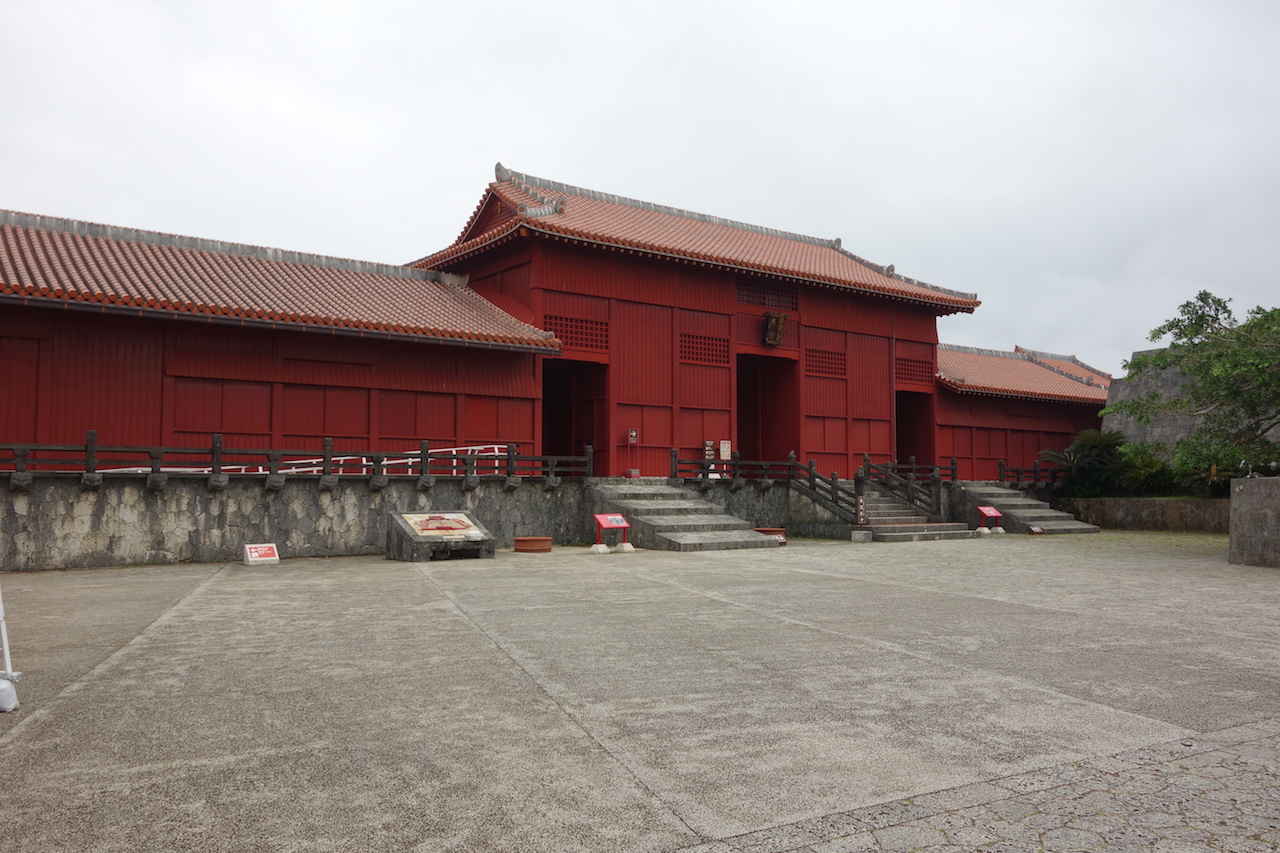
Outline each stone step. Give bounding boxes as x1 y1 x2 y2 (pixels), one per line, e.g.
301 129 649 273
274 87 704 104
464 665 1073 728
869 522 971 535
873 529 981 542
1035 520 1101 534
1005 509 1080 522
593 485 691 500
634 514 755 532
609 499 723 515
656 529 781 551
865 515 931 525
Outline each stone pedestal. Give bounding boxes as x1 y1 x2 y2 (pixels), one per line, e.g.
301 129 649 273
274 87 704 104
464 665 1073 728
1229 478 1279 568
387 511 495 562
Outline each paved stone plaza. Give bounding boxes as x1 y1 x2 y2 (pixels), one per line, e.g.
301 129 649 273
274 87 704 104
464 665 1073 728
1 532 1276 851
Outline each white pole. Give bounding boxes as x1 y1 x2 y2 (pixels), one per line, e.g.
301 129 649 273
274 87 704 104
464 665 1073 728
0 580 13 676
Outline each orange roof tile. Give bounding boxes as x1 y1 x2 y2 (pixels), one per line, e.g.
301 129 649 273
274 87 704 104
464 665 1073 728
1013 346 1112 389
0 211 560 353
414 164 981 314
937 344 1108 404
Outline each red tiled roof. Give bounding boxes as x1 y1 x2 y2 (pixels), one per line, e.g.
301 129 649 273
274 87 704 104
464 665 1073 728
937 344 1108 404
414 164 981 314
0 211 560 353
1013 346 1112 389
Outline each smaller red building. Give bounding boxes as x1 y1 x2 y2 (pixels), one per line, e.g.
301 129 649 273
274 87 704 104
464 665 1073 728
935 345 1110 478
0 210 558 453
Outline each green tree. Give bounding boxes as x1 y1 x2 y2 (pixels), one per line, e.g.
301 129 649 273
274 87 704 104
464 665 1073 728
1102 291 1280 477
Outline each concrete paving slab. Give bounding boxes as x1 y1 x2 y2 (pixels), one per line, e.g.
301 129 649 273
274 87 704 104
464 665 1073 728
1 531 1277 852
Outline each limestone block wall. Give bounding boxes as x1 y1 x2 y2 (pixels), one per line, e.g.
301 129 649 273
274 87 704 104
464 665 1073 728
1057 497 1231 533
1 476 591 572
1229 478 1280 568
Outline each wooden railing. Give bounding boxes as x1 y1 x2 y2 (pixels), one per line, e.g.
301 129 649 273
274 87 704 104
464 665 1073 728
0 431 591 490
997 460 1065 486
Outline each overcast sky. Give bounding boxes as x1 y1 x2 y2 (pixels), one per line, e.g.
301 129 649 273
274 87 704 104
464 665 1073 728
5 0 1277 376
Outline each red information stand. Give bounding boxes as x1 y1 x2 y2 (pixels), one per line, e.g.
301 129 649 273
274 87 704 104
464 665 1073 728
593 513 630 546
977 506 1003 531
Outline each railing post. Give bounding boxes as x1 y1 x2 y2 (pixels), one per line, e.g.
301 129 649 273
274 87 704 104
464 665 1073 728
831 471 840 505
584 445 594 479
670 447 679 479
1032 460 1042 484
85 430 97 475
80 430 102 490
419 441 431 476
207 434 227 492
786 451 796 481
731 450 740 479
808 460 817 489
322 437 334 477
506 444 517 478
854 464 866 498
147 448 167 492
998 459 1006 482
950 457 958 482
930 467 943 520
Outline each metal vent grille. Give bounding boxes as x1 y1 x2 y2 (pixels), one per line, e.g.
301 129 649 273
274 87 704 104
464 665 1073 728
805 349 847 377
544 315 608 350
736 279 798 311
679 334 730 365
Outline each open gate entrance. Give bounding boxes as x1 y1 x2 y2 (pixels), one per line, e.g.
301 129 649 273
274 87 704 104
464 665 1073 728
895 390 935 466
543 359 607 467
736 354 798 464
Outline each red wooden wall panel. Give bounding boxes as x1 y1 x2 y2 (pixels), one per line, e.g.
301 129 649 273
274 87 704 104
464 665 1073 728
0 336 41 442
3 304 538 453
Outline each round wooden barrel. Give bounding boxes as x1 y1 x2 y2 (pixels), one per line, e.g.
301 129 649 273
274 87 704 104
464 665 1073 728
513 536 552 553
754 528 787 545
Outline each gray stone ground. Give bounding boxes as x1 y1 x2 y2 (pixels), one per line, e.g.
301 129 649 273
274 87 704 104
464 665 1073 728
0 532 1277 851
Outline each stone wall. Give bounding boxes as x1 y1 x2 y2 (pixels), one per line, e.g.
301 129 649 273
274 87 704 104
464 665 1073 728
1 475 592 572
1229 478 1280 568
1057 497 1231 534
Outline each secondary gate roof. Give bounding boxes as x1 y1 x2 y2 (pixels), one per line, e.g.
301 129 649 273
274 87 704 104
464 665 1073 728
0 210 560 354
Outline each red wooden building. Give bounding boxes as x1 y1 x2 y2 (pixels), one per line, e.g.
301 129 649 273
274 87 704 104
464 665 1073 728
3 168 1107 478
935 344 1110 479
0 211 558 454
416 165 982 477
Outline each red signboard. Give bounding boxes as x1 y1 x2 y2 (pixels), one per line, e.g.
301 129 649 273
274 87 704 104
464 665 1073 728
594 514 630 529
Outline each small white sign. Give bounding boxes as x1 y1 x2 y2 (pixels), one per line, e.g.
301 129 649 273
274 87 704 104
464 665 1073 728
243 543 280 565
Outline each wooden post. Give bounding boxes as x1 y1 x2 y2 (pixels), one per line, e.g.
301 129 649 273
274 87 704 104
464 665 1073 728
322 437 334 477
85 430 97 474
506 444 517 477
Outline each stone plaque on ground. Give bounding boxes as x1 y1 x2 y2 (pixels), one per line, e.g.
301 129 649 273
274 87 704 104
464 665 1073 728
386 511 496 562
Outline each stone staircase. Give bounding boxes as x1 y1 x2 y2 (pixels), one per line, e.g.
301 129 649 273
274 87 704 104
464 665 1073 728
955 484 1100 534
590 480 780 552
860 487 978 542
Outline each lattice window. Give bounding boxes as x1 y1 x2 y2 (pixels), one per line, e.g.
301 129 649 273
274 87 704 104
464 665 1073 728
680 333 730 365
805 349 847 377
735 279 798 311
895 357 935 384
544 315 608 350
